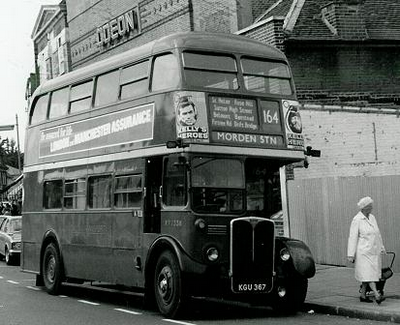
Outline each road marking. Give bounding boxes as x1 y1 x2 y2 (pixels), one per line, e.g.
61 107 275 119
163 319 196 325
78 300 100 306
0 276 3 279
58 295 68 298
114 308 142 315
26 286 41 291
7 280 19 285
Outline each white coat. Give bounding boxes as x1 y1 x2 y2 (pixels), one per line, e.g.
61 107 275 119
347 212 385 282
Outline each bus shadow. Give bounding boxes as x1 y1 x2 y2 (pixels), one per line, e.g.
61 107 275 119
59 283 298 321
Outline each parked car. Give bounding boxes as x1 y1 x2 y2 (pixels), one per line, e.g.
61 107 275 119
0 216 22 265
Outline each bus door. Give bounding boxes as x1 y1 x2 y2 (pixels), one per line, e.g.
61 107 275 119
144 157 163 233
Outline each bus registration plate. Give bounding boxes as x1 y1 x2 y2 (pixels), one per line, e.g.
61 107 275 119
234 282 268 292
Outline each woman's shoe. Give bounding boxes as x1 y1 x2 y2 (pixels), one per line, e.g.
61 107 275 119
360 296 373 303
375 295 385 305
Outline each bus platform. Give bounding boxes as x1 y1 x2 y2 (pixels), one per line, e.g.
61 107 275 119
304 264 400 323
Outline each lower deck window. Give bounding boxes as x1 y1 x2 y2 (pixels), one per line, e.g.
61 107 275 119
64 178 86 210
88 175 111 209
43 180 63 209
114 174 142 208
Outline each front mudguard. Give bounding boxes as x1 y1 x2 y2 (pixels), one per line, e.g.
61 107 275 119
277 237 315 278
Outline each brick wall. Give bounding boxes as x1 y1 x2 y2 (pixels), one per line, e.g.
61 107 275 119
286 46 400 107
236 17 285 52
192 0 238 33
66 0 192 68
321 1 368 39
294 105 400 180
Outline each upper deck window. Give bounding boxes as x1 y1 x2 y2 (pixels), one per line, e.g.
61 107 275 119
70 80 93 113
30 94 49 125
182 52 238 90
241 58 292 95
49 87 69 119
94 70 120 107
120 60 149 99
151 54 180 91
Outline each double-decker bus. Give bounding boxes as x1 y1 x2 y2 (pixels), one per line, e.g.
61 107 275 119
22 32 315 318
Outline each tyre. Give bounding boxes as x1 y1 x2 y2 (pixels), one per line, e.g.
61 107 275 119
5 247 13 265
271 278 308 313
154 250 184 318
42 243 64 295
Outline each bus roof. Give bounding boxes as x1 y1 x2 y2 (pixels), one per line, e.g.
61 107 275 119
31 32 287 97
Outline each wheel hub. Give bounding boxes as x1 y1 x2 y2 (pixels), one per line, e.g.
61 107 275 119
47 256 56 283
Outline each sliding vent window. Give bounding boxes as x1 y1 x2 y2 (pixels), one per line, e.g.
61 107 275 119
241 58 292 95
49 87 69 119
70 80 93 113
64 178 86 210
120 61 149 100
114 174 142 208
183 52 238 90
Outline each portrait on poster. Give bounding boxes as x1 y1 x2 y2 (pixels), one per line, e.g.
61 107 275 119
174 92 209 143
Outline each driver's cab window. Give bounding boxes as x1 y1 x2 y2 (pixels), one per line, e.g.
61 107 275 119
245 159 281 217
163 156 187 206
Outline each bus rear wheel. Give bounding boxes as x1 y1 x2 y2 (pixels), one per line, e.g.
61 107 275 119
42 243 63 295
154 250 184 318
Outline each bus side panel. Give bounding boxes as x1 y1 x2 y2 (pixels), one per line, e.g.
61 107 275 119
21 214 42 273
22 171 45 273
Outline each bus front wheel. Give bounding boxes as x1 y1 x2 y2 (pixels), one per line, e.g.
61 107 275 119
271 278 308 314
42 243 63 295
154 250 184 318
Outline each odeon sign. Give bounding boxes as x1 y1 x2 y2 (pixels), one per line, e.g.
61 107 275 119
96 8 139 46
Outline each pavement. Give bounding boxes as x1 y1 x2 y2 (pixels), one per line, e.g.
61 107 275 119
305 264 400 323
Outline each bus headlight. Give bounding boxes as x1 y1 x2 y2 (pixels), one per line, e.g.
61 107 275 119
195 218 207 231
280 248 291 261
206 247 219 262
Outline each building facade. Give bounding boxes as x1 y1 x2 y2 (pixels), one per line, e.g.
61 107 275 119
66 0 246 69
30 0 71 94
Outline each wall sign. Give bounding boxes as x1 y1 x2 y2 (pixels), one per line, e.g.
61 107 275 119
96 8 140 47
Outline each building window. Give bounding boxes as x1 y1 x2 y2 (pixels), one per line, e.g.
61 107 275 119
43 180 63 209
114 174 142 208
64 178 86 210
88 175 111 209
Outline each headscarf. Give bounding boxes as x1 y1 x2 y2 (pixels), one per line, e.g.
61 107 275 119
357 196 373 210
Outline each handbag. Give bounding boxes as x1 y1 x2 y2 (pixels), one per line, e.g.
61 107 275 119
380 252 395 281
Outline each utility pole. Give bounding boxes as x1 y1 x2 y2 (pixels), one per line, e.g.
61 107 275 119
15 114 22 172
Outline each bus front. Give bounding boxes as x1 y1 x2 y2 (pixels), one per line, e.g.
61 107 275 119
154 36 315 316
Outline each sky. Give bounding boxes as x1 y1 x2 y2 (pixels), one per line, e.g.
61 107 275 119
0 0 60 151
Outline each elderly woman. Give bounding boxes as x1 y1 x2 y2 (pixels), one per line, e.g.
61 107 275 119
347 196 385 304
